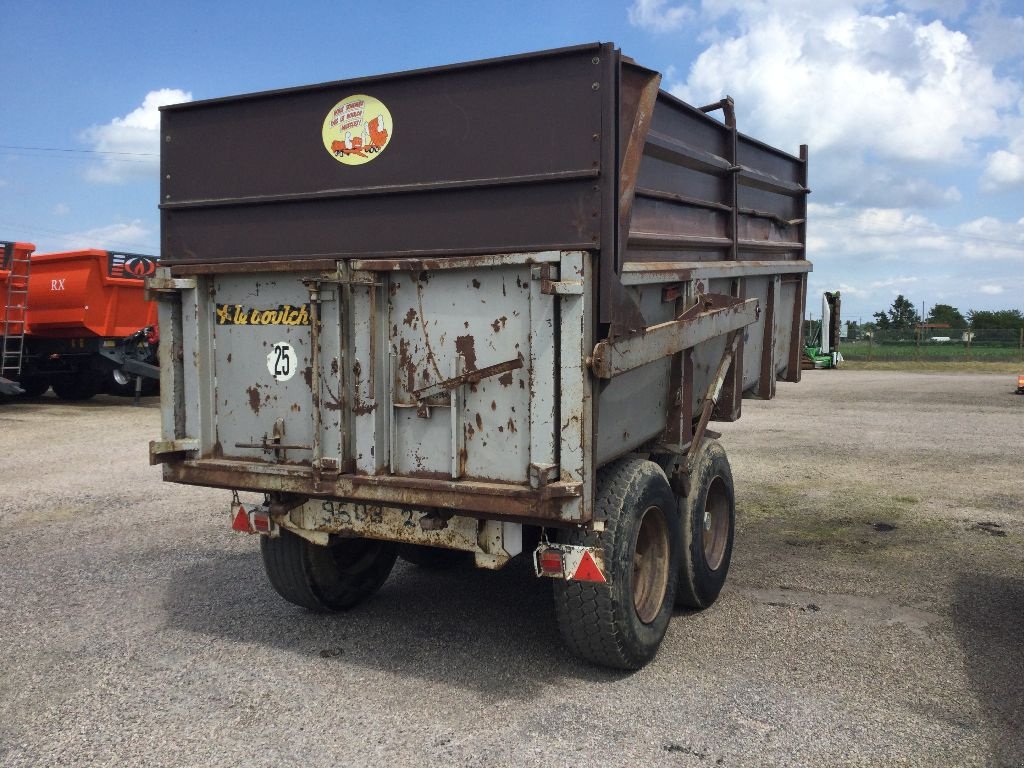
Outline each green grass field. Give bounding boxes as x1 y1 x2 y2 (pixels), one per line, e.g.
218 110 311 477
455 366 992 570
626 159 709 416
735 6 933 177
840 359 1023 373
841 339 1023 364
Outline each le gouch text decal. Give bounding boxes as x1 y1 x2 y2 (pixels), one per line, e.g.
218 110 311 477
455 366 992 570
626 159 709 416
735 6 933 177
322 94 392 165
215 303 311 326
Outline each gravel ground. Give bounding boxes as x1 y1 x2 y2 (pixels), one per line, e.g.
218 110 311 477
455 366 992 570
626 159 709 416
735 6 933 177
0 370 1021 767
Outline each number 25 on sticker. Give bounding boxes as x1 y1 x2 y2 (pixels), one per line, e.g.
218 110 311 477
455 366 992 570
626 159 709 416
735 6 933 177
267 342 298 382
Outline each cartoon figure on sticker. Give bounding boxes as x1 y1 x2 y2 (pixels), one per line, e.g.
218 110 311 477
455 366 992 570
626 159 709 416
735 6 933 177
322 94 392 165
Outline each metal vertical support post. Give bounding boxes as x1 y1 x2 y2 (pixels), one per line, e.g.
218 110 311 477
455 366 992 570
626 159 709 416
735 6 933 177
758 275 780 398
450 353 464 479
187 275 217 455
558 251 593 523
307 281 324 485
712 98 743 420
387 351 396 474
529 261 557 474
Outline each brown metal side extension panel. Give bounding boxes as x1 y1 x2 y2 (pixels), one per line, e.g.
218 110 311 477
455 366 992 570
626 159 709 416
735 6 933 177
160 47 611 265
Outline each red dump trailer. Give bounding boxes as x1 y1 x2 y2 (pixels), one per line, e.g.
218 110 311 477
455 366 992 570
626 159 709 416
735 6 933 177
15 249 161 399
152 44 810 669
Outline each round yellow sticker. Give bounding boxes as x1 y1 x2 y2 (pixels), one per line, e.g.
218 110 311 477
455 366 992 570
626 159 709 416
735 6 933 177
322 95 392 165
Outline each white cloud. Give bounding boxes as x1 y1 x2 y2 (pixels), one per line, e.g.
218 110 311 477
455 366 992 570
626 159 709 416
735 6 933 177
81 88 192 184
628 0 694 32
803 203 1023 317
978 284 1004 294
672 5 1018 164
58 220 155 252
52 203 70 216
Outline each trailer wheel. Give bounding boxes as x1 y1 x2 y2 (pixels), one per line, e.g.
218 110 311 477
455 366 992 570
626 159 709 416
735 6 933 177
552 457 680 670
17 376 50 397
397 544 472 570
261 529 397 612
676 439 735 609
51 374 99 401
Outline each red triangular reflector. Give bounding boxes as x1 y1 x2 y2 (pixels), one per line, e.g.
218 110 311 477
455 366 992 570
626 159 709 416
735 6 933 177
231 506 252 533
574 550 606 583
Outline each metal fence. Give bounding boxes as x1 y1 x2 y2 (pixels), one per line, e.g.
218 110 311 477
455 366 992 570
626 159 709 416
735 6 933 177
840 328 1024 362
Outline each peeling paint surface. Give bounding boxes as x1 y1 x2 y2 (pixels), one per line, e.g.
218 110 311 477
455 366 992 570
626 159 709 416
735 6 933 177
388 265 535 482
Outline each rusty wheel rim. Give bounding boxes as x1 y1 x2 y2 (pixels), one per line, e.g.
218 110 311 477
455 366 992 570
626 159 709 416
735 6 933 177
633 504 671 624
702 476 730 571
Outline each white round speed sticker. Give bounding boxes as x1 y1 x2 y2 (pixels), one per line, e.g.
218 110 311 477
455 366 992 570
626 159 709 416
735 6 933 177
267 342 298 382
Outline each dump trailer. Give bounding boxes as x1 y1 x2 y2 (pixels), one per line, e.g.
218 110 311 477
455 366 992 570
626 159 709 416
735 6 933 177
19 249 160 399
152 44 810 669
0 240 35 395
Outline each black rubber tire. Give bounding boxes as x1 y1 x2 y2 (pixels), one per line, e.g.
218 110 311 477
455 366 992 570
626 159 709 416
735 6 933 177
553 457 680 670
104 372 137 397
261 530 397 612
397 544 472 570
676 439 735 609
16 376 50 397
51 373 99 401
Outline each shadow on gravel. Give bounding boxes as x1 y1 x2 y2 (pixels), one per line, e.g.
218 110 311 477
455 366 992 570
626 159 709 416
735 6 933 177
162 549 628 697
952 572 1024 766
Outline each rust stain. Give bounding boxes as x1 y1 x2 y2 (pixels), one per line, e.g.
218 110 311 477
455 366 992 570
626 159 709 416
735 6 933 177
498 425 504 433
353 359 376 413
466 424 475 439
389 281 399 296
226 353 232 364
498 372 513 387
403 307 417 327
331 358 339 376
490 400 496 411
475 413 483 430
455 334 477 371
472 278 481 289
416 278 444 381
490 315 507 333
246 386 261 415
398 337 416 393
506 418 517 434
519 379 525 389
302 366 313 389
291 403 301 412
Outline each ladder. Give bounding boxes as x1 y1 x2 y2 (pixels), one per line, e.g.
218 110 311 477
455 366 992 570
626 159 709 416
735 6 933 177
1 243 31 380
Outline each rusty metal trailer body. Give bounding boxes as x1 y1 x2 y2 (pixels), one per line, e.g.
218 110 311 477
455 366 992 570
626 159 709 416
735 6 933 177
153 44 809 668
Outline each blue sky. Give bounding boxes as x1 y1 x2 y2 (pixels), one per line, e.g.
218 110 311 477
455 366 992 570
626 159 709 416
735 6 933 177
1 0 1022 322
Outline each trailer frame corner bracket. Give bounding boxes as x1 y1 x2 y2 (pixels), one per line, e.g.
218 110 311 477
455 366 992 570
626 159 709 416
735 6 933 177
589 295 759 379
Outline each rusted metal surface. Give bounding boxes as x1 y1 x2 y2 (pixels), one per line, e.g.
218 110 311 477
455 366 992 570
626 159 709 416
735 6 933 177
619 259 811 285
281 500 522 569
687 330 740 469
412 356 523 400
165 459 579 523
589 296 759 379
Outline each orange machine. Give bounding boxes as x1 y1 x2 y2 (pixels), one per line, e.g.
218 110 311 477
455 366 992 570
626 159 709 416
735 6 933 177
11 249 161 400
26 249 157 338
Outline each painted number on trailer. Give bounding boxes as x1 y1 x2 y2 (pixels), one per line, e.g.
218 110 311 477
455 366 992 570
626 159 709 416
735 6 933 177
266 342 298 382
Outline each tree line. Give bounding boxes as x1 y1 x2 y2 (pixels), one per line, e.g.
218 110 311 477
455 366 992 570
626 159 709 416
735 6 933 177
865 295 1023 332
